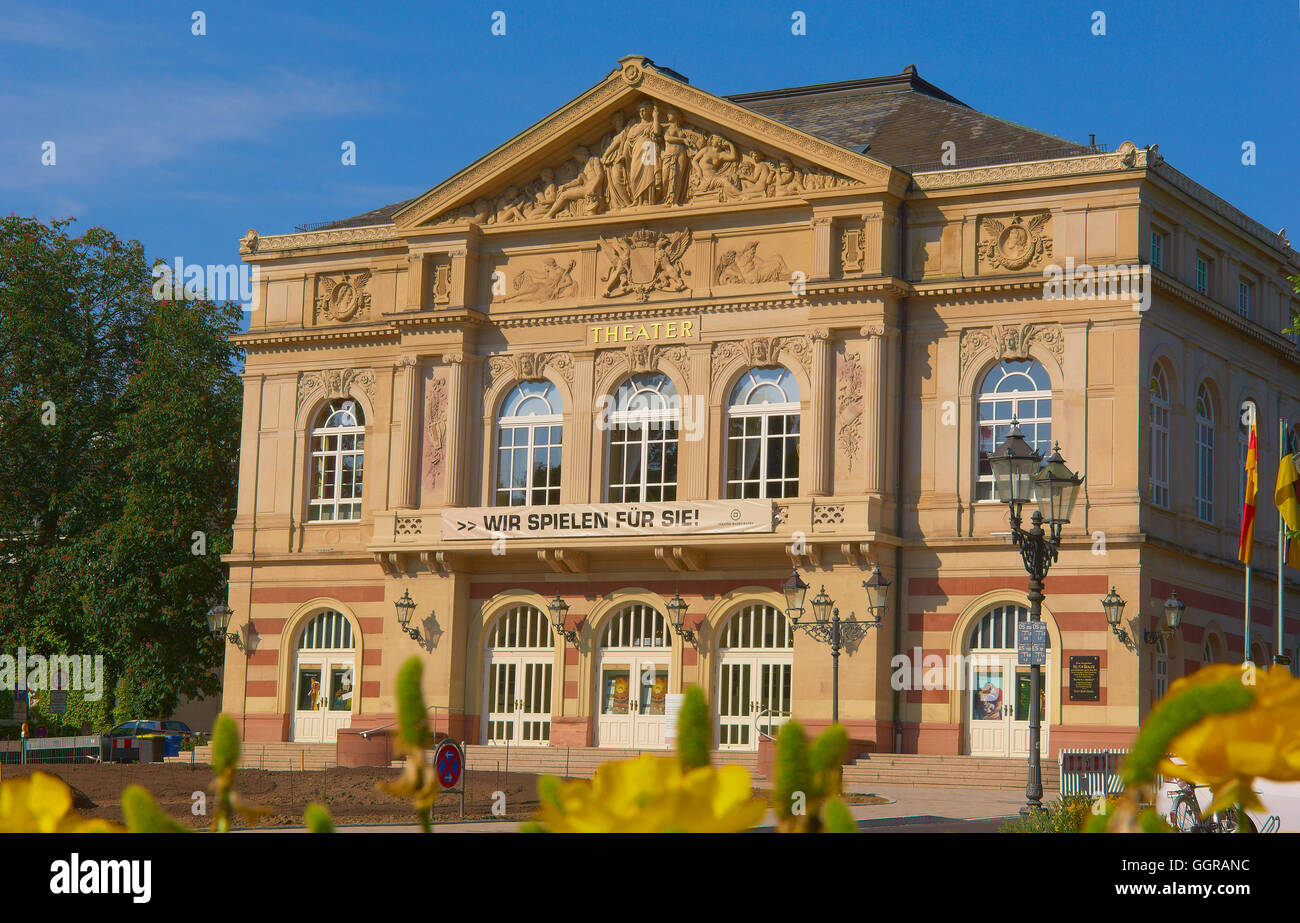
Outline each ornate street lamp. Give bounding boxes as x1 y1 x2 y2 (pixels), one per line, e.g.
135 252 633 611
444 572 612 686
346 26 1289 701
207 604 242 649
1101 586 1129 644
547 592 580 647
990 422 1083 816
1144 589 1185 644
394 588 422 642
665 589 696 646
783 568 888 724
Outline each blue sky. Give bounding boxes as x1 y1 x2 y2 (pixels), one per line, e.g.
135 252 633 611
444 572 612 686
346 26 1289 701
2 0 1298 275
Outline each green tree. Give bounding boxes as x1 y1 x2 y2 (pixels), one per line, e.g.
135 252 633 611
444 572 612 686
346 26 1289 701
0 216 243 723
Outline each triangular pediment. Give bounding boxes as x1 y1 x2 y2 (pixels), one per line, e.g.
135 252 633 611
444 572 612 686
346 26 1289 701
394 56 896 231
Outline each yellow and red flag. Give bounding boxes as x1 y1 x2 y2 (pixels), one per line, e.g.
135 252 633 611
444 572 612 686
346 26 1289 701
1238 422 1258 564
1276 448 1300 568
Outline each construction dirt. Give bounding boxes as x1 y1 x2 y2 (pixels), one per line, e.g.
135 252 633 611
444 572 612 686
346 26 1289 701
1 762 888 829
0 762 559 828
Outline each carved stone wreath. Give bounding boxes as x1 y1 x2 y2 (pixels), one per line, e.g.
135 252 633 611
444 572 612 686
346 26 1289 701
315 270 373 323
977 213 1052 272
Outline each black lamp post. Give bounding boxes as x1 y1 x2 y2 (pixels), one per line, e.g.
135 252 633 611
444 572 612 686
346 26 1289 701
781 566 889 725
207 604 242 649
989 424 1083 816
665 589 695 646
394 588 422 642
547 592 580 646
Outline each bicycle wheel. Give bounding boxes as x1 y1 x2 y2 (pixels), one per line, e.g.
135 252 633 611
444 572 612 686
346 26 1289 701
1173 798 1199 832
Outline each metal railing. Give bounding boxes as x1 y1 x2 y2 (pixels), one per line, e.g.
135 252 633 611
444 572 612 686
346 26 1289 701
1058 747 1130 797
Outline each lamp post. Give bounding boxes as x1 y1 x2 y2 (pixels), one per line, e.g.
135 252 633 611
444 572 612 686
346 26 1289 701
781 566 889 725
1102 587 1185 646
394 588 422 642
988 424 1083 816
665 589 696 646
207 604 242 649
547 592 580 647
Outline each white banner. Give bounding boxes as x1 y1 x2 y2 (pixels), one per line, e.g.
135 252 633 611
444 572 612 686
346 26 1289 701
441 500 774 540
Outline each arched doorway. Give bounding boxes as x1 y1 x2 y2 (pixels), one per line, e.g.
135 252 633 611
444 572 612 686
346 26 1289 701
292 610 356 743
965 604 1049 757
483 605 555 746
596 603 671 749
716 603 794 749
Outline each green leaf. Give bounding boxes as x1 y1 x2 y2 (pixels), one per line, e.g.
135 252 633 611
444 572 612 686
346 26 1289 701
676 686 710 769
774 721 810 820
121 785 189 833
396 657 430 750
211 713 240 775
304 802 334 833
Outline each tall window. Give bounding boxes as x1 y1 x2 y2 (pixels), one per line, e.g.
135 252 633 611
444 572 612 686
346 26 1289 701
1238 279 1252 318
1150 230 1164 270
607 372 679 502
977 360 1052 501
1195 384 1215 523
308 400 365 521
1149 364 1170 508
726 367 800 498
1195 255 1209 295
495 380 563 506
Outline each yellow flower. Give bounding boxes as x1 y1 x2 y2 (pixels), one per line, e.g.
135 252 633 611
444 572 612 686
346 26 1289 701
0 772 121 833
532 754 768 833
1158 665 1300 813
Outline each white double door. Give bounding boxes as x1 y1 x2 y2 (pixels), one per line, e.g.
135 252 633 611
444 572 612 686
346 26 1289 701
484 654 553 746
292 654 354 743
597 654 669 749
716 656 793 750
967 653 1048 757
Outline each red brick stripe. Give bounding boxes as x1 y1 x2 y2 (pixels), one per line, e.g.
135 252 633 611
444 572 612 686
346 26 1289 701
246 681 276 698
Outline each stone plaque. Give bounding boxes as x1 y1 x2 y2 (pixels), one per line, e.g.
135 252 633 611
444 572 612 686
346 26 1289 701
1069 655 1101 702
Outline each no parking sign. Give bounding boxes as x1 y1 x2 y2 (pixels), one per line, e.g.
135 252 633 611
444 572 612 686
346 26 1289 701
435 740 462 788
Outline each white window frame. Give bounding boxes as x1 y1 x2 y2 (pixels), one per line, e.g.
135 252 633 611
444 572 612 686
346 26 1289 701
606 373 680 503
1149 364 1171 508
495 380 563 507
1150 229 1165 270
308 400 365 522
976 361 1052 501
726 367 801 499
1195 384 1215 523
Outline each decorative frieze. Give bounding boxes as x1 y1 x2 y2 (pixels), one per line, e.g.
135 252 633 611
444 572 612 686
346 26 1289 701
296 367 375 414
484 351 576 387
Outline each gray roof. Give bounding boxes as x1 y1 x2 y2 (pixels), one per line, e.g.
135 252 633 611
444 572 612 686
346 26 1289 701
311 66 1095 230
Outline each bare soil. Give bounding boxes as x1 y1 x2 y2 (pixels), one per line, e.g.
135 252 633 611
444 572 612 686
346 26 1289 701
0 762 560 828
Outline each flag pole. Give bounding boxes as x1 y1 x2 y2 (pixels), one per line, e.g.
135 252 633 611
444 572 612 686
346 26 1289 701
1280 415 1288 667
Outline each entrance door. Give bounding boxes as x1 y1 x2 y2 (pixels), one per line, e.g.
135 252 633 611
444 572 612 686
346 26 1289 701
967 653 1048 758
293 655 354 743
485 656 553 746
597 656 670 749
717 657 793 749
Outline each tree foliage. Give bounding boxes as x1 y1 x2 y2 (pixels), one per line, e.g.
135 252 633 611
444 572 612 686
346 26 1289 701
0 216 243 723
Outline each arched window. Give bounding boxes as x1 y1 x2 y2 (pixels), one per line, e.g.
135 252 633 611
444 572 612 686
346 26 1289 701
308 400 365 522
726 367 800 499
607 372 679 503
1196 384 1215 523
495 381 563 506
968 604 1046 650
600 604 670 648
1149 365 1171 508
977 361 1051 501
486 605 554 649
718 603 795 650
296 610 354 650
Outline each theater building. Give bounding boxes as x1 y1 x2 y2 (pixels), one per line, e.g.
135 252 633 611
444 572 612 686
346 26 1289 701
222 56 1300 758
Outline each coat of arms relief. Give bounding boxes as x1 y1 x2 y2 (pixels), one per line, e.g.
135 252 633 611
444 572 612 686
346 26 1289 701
598 227 692 301
432 100 854 227
977 213 1053 272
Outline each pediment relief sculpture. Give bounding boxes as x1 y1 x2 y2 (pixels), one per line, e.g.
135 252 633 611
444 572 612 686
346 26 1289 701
314 270 372 323
977 213 1052 272
430 100 855 227
959 323 1065 375
715 240 791 285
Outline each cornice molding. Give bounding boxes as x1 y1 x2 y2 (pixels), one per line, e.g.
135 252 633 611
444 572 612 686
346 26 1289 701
912 141 1148 191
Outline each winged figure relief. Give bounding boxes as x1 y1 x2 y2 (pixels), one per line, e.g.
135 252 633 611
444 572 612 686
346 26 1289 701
317 270 371 321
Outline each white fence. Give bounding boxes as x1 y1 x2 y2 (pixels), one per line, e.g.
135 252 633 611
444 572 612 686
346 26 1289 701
1058 748 1129 797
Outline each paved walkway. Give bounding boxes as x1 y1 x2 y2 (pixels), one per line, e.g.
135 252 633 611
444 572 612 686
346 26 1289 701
244 783 1025 833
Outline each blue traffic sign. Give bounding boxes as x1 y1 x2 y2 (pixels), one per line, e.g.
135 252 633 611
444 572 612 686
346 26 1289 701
1017 620 1048 666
